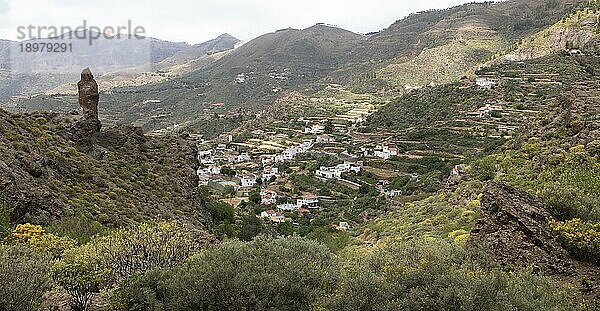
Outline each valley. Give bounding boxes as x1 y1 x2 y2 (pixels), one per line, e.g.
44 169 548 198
0 0 599 310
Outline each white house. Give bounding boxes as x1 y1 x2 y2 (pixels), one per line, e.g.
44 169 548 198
239 175 257 188
475 77 497 89
316 134 335 143
262 166 279 181
374 146 398 160
297 195 319 209
197 165 221 178
236 153 251 163
260 154 276 166
315 161 362 180
260 210 286 223
277 203 298 211
275 141 313 163
338 222 350 231
476 104 503 118
315 166 343 179
305 124 325 134
235 73 246 83
569 49 583 56
385 189 403 197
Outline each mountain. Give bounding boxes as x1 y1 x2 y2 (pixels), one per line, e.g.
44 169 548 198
1 0 587 136
0 32 239 99
336 0 582 89
156 33 240 70
83 24 364 131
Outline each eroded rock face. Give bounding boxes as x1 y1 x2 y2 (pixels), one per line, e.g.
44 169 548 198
469 182 574 275
78 68 99 118
74 68 101 137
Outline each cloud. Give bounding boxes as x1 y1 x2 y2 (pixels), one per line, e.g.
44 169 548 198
0 0 489 43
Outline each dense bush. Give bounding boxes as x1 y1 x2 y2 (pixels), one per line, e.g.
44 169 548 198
542 186 600 222
319 240 584 311
110 236 340 311
549 218 600 264
0 244 52 311
52 221 202 311
473 156 497 181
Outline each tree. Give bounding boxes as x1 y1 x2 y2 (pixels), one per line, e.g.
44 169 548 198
238 214 264 241
248 191 261 205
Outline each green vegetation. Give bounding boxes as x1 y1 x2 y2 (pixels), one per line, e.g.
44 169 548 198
110 236 339 310
0 244 51 311
321 240 586 311
0 109 207 229
369 181 482 241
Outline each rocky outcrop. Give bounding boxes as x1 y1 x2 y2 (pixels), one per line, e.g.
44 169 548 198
0 108 208 229
73 68 101 139
469 182 574 275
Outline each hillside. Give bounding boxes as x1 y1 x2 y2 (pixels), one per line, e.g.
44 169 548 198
0 108 209 234
93 0 586 133
334 0 581 88
1 0 582 136
361 48 600 297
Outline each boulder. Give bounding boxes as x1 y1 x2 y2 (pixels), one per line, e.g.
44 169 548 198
469 182 574 275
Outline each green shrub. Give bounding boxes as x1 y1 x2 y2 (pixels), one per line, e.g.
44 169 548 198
0 245 52 311
53 221 201 311
319 240 583 311
473 156 496 181
110 236 340 311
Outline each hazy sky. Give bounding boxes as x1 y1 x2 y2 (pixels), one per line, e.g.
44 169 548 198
0 0 491 44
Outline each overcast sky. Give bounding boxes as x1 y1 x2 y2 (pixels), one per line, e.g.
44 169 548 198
0 0 491 44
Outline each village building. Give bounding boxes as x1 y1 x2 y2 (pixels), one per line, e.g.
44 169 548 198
374 145 398 160
260 189 278 205
297 195 319 209
277 203 298 211
474 104 503 118
236 153 251 163
260 154 276 165
315 161 362 180
475 77 497 89
316 134 335 144
275 140 313 163
569 49 583 56
305 124 325 134
238 174 257 188
235 73 246 83
260 210 287 223
315 166 342 179
385 189 403 197
262 166 279 181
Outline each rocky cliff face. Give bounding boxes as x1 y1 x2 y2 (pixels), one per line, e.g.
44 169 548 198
501 9 599 62
0 108 208 229
469 182 574 275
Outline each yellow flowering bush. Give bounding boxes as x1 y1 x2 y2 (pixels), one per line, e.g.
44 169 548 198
7 223 76 258
549 218 600 264
10 223 45 242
